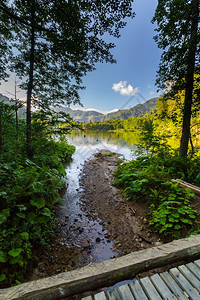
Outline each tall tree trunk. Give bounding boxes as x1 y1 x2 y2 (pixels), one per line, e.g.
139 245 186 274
26 2 35 157
0 110 2 151
179 0 199 157
15 78 18 141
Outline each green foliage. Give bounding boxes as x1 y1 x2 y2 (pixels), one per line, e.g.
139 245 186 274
149 182 197 239
114 150 199 239
81 98 158 127
0 104 75 287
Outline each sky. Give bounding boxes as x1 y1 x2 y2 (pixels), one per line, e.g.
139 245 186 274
0 0 162 114
77 0 162 113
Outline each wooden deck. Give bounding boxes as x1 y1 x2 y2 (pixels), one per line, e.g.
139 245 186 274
82 260 200 299
1 235 200 299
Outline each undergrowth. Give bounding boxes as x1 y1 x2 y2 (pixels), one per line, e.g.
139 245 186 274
0 105 75 287
114 152 200 240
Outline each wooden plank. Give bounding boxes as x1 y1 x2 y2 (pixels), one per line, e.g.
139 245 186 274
1 235 200 299
150 273 176 300
140 277 162 300
81 296 93 300
170 267 200 300
186 262 200 281
106 289 121 300
117 284 135 299
172 179 200 195
94 291 107 300
178 265 200 292
160 271 188 300
129 280 148 300
194 259 200 269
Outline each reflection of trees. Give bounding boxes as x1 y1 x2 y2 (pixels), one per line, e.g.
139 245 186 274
68 130 139 148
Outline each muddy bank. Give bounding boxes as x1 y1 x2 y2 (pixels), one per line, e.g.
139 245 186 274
29 149 163 282
80 149 163 256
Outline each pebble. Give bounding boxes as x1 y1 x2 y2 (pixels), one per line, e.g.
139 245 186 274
154 241 162 246
96 237 101 243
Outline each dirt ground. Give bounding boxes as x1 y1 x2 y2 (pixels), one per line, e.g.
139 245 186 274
80 149 165 255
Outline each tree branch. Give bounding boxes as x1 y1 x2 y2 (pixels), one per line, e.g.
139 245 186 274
0 2 53 33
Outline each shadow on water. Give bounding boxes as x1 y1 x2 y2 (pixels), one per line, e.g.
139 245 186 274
58 130 138 264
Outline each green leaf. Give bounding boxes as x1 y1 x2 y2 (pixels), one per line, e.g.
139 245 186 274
0 214 7 224
172 212 180 218
180 218 192 225
41 208 51 217
16 213 26 218
21 232 29 241
38 216 48 224
27 212 36 222
174 224 181 230
2 208 10 217
17 204 27 211
30 198 45 209
0 274 6 282
8 248 22 257
0 250 7 263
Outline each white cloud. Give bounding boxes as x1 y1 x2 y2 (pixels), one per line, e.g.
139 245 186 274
149 91 155 96
112 81 138 96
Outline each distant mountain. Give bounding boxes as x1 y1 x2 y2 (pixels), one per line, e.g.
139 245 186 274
55 97 158 123
0 94 158 122
54 106 104 123
100 97 158 121
0 93 26 117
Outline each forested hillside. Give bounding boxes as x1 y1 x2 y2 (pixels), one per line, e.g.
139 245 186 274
55 97 158 123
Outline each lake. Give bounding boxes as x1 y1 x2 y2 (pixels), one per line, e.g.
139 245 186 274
58 130 139 265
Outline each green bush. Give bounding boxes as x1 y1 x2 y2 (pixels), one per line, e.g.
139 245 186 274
149 182 197 239
0 108 75 287
114 154 199 239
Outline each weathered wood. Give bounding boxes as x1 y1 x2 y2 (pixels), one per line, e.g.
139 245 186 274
117 284 134 299
160 271 188 300
194 259 200 269
1 235 200 300
178 265 200 292
150 273 176 300
186 262 200 281
172 179 200 195
170 267 200 300
94 291 107 300
81 296 93 300
106 288 121 300
129 280 148 300
140 277 162 300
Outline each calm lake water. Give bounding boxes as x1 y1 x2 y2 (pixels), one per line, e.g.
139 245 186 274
59 130 139 264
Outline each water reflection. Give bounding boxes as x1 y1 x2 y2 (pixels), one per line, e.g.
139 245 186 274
68 130 139 160
58 130 138 264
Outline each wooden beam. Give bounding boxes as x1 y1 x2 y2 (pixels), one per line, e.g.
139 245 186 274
171 179 200 195
1 235 200 300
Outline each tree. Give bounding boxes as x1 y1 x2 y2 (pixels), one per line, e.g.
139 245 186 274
152 0 200 157
0 0 134 156
0 1 13 80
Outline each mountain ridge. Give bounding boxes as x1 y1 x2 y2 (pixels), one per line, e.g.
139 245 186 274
0 94 158 122
55 97 158 123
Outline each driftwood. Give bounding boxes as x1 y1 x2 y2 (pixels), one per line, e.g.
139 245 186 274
171 179 200 195
1 235 200 300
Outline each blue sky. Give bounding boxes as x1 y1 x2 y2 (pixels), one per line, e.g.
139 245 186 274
77 0 162 113
0 0 162 114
